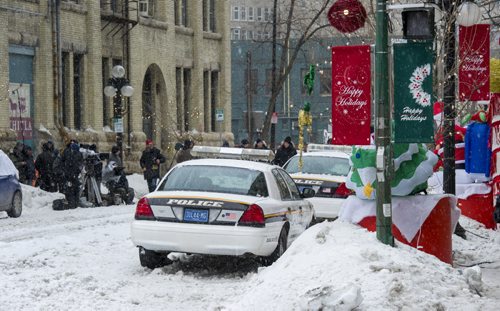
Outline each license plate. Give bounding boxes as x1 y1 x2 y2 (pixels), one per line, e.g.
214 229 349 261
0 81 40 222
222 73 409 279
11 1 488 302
183 208 209 223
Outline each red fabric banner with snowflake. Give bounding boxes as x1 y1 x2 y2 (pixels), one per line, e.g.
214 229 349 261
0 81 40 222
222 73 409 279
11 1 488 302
459 24 490 102
393 41 434 143
331 45 371 145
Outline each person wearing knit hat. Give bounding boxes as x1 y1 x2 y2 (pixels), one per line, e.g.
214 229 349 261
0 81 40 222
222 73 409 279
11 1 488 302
273 136 297 166
140 139 166 192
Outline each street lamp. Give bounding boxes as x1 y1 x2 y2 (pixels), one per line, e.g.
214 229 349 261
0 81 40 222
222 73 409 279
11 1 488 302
103 65 134 158
457 1 481 27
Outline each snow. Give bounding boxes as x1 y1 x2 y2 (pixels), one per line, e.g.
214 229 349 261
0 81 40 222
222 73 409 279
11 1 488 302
0 177 499 310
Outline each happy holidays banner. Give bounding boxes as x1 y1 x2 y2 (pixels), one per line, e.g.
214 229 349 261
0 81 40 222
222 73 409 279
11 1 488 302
459 24 490 102
393 41 434 143
331 45 371 145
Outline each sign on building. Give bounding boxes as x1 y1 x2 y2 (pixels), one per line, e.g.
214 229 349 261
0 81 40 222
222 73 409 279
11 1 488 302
9 83 33 140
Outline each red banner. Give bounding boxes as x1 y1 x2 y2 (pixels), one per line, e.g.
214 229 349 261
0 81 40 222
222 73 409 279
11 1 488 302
331 45 371 145
459 24 490 101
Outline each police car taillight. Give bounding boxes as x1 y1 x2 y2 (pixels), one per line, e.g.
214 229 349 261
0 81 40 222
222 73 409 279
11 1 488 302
135 197 155 220
238 204 265 227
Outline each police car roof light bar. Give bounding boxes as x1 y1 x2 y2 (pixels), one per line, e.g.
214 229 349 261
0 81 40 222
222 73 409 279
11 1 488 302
191 146 275 162
307 144 353 155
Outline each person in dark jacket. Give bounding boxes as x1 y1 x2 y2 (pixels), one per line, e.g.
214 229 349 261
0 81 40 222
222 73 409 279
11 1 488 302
254 138 268 150
60 140 84 208
22 146 36 186
35 142 57 192
176 139 194 164
273 136 297 166
140 139 166 192
9 142 27 181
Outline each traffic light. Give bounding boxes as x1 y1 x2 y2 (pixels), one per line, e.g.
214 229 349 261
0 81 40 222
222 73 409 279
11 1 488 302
402 8 435 40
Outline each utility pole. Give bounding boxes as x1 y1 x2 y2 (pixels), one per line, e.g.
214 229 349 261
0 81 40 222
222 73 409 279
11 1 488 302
270 0 278 149
442 0 467 238
375 0 394 246
246 51 253 144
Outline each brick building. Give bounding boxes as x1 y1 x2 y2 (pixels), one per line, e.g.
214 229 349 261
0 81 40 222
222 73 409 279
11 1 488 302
0 0 232 172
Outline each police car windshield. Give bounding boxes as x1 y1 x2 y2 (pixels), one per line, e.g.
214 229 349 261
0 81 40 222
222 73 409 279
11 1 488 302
284 156 350 176
160 165 269 197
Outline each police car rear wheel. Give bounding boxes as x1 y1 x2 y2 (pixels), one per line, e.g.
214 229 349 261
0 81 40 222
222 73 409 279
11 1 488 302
262 226 288 266
7 191 22 218
139 247 172 269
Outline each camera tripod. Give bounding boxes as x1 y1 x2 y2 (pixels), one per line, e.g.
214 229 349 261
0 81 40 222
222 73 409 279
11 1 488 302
82 173 103 206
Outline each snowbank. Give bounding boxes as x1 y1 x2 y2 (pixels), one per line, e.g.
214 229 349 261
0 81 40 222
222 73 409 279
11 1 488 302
20 184 64 210
228 221 497 310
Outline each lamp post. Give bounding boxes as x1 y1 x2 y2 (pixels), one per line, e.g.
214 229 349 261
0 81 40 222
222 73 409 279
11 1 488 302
104 65 134 158
442 0 480 238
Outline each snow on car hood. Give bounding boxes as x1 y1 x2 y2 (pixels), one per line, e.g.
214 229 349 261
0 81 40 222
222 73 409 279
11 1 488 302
0 149 18 178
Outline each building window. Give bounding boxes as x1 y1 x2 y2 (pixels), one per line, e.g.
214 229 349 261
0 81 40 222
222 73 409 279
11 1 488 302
256 31 262 40
174 0 180 25
181 0 188 26
203 0 208 31
232 6 239 21
183 68 191 131
61 52 69 127
240 6 246 21
245 69 258 95
73 54 83 130
232 28 240 40
241 29 247 40
102 58 110 127
264 31 271 39
209 0 216 32
319 68 332 96
176 68 182 131
248 7 254 21
139 0 154 18
247 30 254 40
210 71 219 131
256 7 262 21
203 71 210 132
264 8 270 21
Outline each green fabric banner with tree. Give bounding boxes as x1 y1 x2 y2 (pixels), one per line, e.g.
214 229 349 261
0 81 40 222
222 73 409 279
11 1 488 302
393 41 435 143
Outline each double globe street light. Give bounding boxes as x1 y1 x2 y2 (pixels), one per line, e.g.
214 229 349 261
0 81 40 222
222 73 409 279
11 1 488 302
104 65 134 158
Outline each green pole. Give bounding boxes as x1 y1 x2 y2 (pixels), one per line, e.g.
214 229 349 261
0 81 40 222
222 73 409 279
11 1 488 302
375 0 394 246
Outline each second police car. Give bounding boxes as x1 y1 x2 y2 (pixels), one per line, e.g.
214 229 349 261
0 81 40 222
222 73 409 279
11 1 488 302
283 144 353 221
131 147 315 269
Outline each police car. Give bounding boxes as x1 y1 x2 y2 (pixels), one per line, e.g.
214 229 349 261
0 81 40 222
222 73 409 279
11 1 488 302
131 151 315 269
283 144 352 221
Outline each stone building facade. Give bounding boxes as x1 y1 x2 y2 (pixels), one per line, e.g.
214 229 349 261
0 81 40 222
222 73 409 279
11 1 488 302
0 0 232 172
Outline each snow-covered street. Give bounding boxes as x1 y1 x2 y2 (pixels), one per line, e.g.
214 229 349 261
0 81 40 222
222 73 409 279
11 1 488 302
1 178 500 310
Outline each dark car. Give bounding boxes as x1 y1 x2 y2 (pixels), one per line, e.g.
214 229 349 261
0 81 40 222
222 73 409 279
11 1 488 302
0 150 22 218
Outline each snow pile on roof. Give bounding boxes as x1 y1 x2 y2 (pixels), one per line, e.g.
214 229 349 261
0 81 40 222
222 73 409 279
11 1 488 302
229 221 497 310
20 184 64 210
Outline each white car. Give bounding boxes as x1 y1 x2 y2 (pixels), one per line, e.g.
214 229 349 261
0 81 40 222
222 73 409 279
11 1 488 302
131 159 315 269
283 151 352 221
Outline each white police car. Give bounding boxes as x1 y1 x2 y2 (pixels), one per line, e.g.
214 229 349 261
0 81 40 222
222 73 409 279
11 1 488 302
131 157 315 269
283 144 352 221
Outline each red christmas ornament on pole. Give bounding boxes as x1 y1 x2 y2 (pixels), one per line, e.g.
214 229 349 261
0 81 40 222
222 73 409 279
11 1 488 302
327 0 367 33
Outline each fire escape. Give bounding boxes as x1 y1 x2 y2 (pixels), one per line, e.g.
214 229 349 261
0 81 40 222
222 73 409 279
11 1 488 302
100 0 139 70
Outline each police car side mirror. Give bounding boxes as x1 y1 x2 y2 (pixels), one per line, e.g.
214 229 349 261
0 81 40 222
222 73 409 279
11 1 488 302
301 187 315 198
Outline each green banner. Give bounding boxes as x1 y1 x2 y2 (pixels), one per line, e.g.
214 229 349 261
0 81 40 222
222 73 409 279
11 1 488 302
393 41 434 143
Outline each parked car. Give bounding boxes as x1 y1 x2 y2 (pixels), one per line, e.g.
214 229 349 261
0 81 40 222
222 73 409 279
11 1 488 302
0 150 22 218
284 150 352 221
131 158 315 269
